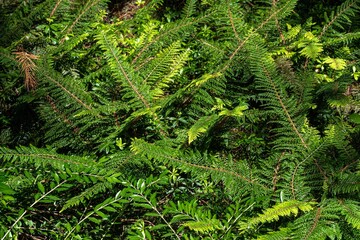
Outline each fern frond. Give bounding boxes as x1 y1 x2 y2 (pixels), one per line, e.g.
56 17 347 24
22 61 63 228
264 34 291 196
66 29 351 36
38 99 89 150
0 0 54 46
96 29 151 109
167 199 222 235
247 200 315 227
0 145 95 172
188 114 219 144
153 51 190 99
339 200 360 230
331 174 360 195
248 43 308 151
130 138 268 194
182 0 197 19
36 61 93 111
320 0 360 38
139 41 190 99
160 72 223 120
51 33 90 57
131 12 212 65
61 181 114 212
182 219 222 233
324 31 360 46
222 0 297 71
298 33 323 60
14 51 39 91
141 41 182 84
60 0 108 41
257 227 291 240
292 203 342 240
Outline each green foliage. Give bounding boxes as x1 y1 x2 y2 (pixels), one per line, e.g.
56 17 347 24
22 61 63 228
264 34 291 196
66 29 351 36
248 200 316 226
1 0 359 239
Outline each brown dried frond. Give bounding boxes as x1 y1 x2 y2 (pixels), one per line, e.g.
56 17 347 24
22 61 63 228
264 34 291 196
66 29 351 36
14 51 39 91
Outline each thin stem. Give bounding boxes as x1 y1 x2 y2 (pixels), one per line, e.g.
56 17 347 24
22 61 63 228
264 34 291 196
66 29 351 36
1 180 67 240
64 196 126 239
221 202 255 238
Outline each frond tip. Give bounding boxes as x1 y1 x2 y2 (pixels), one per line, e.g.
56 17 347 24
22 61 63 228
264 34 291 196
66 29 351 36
182 219 222 233
242 200 316 229
188 115 219 144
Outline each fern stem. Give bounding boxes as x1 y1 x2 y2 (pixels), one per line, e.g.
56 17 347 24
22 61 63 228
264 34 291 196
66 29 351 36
272 0 286 44
43 74 93 111
61 0 102 43
223 0 295 72
50 0 63 18
319 0 358 39
291 142 327 199
340 159 359 172
304 207 322 240
163 154 267 189
132 12 213 65
261 63 308 148
101 32 150 108
64 196 125 239
227 2 241 43
272 152 285 193
221 202 255 238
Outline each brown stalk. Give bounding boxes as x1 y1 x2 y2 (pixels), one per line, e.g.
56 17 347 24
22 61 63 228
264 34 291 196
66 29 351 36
272 152 285 192
304 207 322 240
50 0 63 18
272 0 285 44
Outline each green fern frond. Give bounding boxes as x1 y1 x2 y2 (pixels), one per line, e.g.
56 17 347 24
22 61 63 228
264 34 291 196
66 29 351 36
292 203 342 240
339 200 360 230
96 29 151 109
131 11 212 65
222 0 298 70
248 42 308 151
247 200 315 227
182 0 197 18
139 41 190 99
331 174 360 195
51 33 90 57
130 138 266 193
323 57 347 70
36 60 93 111
142 41 183 84
33 59 108 150
182 219 222 233
0 0 54 46
152 50 190 99
188 114 219 144
257 227 291 240
0 145 95 172
167 199 222 235
320 0 360 38
61 181 114 212
160 72 223 120
299 42 323 60
325 31 360 46
60 0 108 39
38 102 89 150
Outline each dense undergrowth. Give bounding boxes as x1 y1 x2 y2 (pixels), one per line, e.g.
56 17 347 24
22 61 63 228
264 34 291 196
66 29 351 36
0 0 359 239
